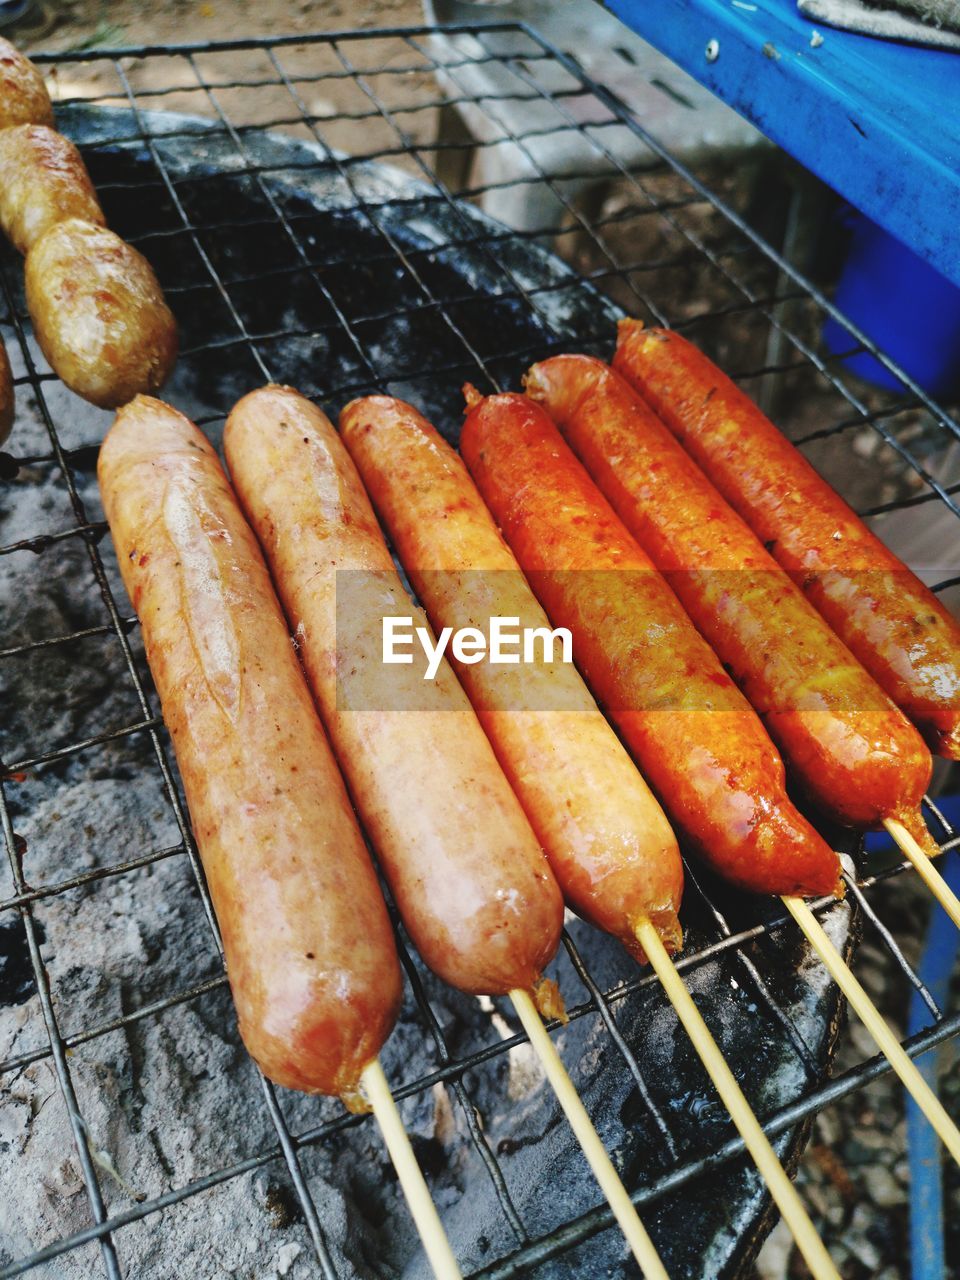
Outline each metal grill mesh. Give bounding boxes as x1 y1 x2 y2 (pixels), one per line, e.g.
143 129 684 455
1 22 958 1279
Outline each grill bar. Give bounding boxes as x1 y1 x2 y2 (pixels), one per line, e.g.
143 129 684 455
1 21 957 1279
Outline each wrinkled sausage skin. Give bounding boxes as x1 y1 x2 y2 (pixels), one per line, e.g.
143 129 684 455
98 395 402 1097
0 125 105 254
0 37 53 130
26 219 177 408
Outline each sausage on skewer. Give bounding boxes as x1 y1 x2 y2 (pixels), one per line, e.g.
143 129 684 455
460 387 842 899
224 385 564 1000
614 321 960 758
525 354 934 854
98 395 402 1098
340 394 684 961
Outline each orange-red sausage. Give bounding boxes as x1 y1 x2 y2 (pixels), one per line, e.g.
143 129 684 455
0 337 13 444
341 394 684 962
224 385 564 998
98 396 401 1098
615 321 960 758
0 37 53 130
0 124 105 254
461 388 841 899
527 354 934 853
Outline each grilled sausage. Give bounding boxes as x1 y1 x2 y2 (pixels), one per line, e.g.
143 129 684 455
98 396 402 1098
614 321 960 758
0 124 105 254
25 219 177 408
526 354 935 853
340 394 684 962
461 388 842 899
224 385 564 997
0 37 54 130
0 337 13 445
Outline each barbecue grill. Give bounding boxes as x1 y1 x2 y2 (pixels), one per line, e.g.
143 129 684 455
1 21 958 1280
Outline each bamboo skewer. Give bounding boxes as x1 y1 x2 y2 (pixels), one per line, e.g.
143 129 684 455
635 920 840 1280
884 817 960 931
360 1059 462 1280
509 988 670 1280
782 896 960 1165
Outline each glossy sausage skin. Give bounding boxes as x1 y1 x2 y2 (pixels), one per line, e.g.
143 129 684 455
615 321 960 758
0 37 54 130
527 355 934 851
0 337 13 445
98 396 402 1097
0 125 105 254
341 394 684 961
461 390 842 899
25 219 177 408
224 386 563 996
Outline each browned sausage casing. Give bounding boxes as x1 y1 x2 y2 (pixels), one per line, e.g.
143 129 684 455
526 354 934 851
614 321 960 758
98 395 402 1097
340 394 684 962
0 337 13 445
461 389 842 899
25 219 177 408
0 124 105 254
224 385 564 997
0 37 53 130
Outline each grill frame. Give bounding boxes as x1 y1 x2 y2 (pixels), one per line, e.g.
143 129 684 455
0 21 958 1279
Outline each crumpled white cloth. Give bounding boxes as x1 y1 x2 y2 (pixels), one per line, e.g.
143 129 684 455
798 0 960 48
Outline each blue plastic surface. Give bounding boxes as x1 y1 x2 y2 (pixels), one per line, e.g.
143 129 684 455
867 799 960 1280
602 0 960 288
822 211 960 397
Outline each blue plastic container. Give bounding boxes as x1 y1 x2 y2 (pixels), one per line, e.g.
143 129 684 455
822 210 960 399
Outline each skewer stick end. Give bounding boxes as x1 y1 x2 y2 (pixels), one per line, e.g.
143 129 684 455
360 1059 462 1279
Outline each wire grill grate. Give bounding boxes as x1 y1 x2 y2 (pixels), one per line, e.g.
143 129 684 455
1 21 958 1279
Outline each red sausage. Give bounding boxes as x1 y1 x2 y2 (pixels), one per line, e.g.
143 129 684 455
461 388 842 899
614 320 960 758
526 354 934 854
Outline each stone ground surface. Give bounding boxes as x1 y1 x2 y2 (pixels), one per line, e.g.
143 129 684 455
1 2 959 1278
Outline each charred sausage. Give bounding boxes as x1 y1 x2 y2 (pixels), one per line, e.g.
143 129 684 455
98 395 402 1098
340 394 684 962
461 388 841 899
25 219 177 408
614 321 960 758
0 37 53 130
0 124 105 254
526 354 934 853
224 385 564 998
